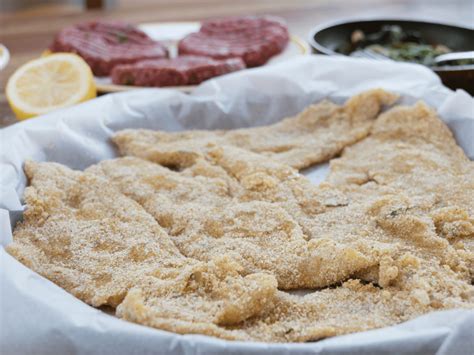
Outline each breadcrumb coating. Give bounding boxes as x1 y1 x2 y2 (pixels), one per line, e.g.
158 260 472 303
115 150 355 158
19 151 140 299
7 90 473 342
8 161 278 324
113 89 398 170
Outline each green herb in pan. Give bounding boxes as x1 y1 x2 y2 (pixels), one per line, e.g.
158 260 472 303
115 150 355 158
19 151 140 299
342 25 465 67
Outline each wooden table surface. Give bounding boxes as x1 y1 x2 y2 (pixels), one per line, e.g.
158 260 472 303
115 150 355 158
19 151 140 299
1 0 472 127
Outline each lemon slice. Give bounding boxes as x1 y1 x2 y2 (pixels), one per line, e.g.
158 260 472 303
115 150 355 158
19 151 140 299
6 53 96 120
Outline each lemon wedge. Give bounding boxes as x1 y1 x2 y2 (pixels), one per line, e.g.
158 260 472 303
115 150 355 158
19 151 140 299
6 53 96 120
0 44 10 70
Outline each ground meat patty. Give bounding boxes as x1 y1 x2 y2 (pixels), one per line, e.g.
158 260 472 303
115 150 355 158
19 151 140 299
111 56 245 87
50 21 168 76
178 16 289 67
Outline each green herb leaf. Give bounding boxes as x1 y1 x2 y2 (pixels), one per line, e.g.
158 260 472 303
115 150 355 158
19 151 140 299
116 31 129 43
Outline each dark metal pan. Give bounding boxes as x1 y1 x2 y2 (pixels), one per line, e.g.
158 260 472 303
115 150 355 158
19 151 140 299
308 19 474 94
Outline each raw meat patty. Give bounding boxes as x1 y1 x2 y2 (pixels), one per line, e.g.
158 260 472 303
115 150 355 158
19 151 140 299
178 16 289 67
111 55 245 87
50 21 168 76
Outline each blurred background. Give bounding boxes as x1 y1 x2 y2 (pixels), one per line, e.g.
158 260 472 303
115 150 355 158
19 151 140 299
1 0 473 126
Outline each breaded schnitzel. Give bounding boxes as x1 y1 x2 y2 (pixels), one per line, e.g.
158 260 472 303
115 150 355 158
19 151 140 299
113 89 398 170
8 161 278 327
87 153 381 290
7 91 473 342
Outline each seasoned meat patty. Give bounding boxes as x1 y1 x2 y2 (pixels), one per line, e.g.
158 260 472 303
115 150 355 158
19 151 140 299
178 16 289 67
111 55 245 87
50 21 168 76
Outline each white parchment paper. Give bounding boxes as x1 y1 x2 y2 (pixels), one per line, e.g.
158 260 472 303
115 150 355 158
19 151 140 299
1 56 473 355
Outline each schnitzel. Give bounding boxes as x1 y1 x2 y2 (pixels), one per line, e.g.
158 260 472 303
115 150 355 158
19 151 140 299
7 90 473 342
86 152 380 290
113 89 398 170
327 102 474 278
8 161 278 324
